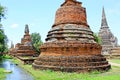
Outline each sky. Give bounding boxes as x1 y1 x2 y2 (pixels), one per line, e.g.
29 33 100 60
0 0 120 47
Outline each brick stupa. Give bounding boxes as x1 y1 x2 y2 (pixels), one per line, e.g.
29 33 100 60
33 0 111 72
16 24 36 56
98 7 118 54
9 41 16 56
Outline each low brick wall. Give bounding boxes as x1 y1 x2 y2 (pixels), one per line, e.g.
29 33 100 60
17 56 36 65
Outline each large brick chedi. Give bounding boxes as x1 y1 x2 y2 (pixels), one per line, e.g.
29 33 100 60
33 0 110 72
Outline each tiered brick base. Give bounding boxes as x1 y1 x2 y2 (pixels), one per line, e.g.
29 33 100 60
33 41 111 72
16 45 36 56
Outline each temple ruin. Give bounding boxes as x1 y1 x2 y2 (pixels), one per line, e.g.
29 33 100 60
98 7 118 54
8 41 16 56
16 24 36 57
33 0 111 72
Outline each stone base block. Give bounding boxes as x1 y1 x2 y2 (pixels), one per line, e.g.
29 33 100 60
33 55 111 72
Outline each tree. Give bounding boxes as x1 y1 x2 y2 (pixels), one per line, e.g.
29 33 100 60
0 4 8 58
0 25 8 54
93 33 102 44
31 32 43 54
0 4 6 21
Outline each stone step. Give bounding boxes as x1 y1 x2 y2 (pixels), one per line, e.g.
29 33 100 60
32 63 111 72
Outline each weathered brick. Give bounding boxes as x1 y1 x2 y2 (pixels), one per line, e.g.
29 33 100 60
10 25 36 57
33 0 111 72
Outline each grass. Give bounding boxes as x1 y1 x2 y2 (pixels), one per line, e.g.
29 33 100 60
0 54 13 60
0 68 6 80
12 58 120 80
18 56 36 60
108 59 120 64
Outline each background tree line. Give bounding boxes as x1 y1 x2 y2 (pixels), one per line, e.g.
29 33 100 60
0 4 8 59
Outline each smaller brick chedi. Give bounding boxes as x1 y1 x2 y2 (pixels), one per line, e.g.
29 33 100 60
16 24 36 56
33 0 111 72
9 41 16 56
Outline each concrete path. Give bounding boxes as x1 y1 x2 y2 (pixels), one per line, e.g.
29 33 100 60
109 62 120 67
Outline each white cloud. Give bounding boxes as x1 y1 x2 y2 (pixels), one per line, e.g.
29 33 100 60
11 24 19 28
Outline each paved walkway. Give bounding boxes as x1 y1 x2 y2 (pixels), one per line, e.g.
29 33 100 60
109 62 120 67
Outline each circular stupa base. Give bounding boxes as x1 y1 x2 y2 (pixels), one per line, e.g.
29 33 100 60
32 42 111 72
33 55 111 72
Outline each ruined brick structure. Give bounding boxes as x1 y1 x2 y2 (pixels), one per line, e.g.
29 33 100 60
9 41 16 56
98 7 118 54
33 0 111 72
16 24 36 56
110 47 120 58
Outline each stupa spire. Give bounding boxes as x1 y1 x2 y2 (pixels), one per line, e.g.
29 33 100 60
10 41 14 48
101 7 108 28
98 7 118 54
25 24 29 33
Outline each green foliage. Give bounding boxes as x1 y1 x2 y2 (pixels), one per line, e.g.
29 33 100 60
0 4 6 21
2 54 12 59
0 25 8 54
0 54 12 60
0 5 8 59
93 33 102 44
31 32 43 54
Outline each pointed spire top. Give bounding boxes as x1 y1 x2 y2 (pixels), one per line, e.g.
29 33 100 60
11 41 14 48
101 7 108 28
25 24 29 33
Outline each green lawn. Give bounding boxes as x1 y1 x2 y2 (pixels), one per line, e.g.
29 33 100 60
0 68 6 80
12 58 120 80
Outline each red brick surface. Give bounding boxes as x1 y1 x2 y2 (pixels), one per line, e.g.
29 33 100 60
15 26 36 56
53 0 88 27
33 0 111 72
